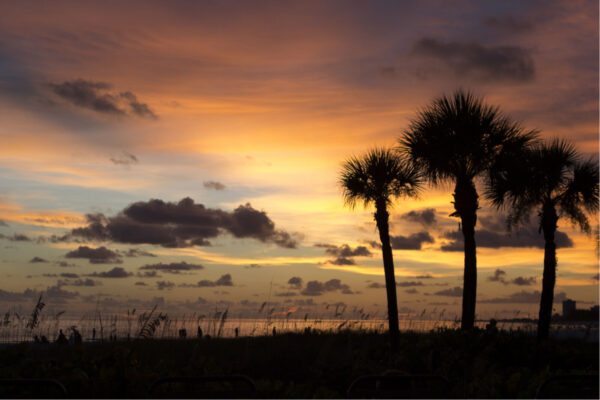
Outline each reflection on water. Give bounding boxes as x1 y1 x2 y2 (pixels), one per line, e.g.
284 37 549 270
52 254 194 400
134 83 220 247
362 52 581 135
1 316 597 343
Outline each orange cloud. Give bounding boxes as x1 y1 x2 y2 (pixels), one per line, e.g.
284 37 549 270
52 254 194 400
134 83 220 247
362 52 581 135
0 200 84 228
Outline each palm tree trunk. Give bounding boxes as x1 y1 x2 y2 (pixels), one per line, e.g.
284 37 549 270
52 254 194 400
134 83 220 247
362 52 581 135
538 203 558 341
374 200 400 352
453 177 479 330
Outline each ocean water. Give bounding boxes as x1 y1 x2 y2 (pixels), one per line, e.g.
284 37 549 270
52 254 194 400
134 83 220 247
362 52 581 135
1 315 597 343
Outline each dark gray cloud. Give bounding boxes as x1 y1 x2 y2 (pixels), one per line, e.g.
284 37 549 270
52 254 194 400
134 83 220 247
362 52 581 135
481 290 567 304
57 278 101 287
43 285 80 302
397 281 424 287
441 215 573 251
511 276 536 286
488 268 507 282
119 91 157 118
592 274 599 281
48 79 157 118
203 181 226 191
390 232 434 250
413 274 434 279
316 243 372 257
300 279 354 296
317 243 372 265
275 292 297 297
405 288 419 294
288 276 303 289
0 220 8 227
180 274 233 288
301 281 326 296
0 49 124 133
120 248 156 257
367 282 385 289
484 15 533 33
486 272 537 286
0 233 32 241
59 273 79 278
88 266 132 278
137 270 160 278
70 198 297 248
139 262 204 274
0 285 79 303
49 80 122 114
36 234 71 244
400 208 437 227
134 281 147 286
369 274 434 280
328 257 356 265
411 37 534 83
364 240 381 249
324 279 353 293
29 256 48 263
110 151 139 166
156 281 175 290
65 245 122 264
55 261 77 268
434 286 463 297
209 274 233 286
0 288 35 302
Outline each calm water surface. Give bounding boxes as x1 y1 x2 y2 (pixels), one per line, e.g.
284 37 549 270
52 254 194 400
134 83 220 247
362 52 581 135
1 316 596 343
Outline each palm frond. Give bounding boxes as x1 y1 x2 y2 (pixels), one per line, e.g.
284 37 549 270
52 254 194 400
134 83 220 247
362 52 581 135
398 88 537 184
559 157 599 232
340 147 422 210
487 137 597 233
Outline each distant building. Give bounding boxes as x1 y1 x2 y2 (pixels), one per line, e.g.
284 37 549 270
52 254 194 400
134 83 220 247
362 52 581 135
562 299 599 321
562 300 576 318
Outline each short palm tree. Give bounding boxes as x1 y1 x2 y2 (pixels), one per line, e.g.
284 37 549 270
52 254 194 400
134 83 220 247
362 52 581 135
340 148 422 351
398 89 537 329
487 139 599 340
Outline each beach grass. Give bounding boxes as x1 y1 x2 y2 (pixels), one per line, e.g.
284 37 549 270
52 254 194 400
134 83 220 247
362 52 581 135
0 327 597 398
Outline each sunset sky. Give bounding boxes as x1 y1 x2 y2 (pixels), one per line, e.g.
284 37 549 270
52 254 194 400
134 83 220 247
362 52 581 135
0 0 597 320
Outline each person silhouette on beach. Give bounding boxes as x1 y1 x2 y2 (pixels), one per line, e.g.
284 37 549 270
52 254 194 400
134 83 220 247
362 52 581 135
69 327 82 345
56 329 68 345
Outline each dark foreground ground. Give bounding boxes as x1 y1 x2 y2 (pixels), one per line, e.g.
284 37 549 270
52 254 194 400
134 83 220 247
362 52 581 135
0 328 598 398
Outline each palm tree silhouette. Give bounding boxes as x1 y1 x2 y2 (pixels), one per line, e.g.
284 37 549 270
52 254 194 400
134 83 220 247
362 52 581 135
398 89 537 330
487 139 599 340
340 148 422 351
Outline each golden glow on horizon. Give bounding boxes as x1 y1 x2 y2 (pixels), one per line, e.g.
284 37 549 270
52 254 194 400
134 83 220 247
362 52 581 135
0 201 85 228
152 247 328 266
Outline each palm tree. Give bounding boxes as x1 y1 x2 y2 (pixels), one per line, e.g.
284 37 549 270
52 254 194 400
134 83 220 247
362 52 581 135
340 148 422 351
487 139 599 340
398 89 537 330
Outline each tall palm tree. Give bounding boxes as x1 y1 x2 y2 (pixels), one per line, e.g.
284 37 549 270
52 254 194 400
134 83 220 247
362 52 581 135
398 89 537 330
340 148 422 351
487 139 599 340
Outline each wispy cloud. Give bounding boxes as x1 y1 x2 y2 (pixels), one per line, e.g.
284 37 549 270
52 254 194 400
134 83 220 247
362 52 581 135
48 79 157 119
411 37 535 83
